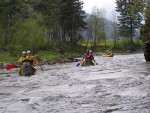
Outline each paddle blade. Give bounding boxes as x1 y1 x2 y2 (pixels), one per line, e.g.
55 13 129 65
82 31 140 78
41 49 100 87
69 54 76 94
76 63 80 67
5 64 15 70
39 64 44 72
95 63 98 65
93 60 98 65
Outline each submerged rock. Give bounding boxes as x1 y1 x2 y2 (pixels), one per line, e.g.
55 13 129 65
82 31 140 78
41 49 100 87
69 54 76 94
144 43 150 61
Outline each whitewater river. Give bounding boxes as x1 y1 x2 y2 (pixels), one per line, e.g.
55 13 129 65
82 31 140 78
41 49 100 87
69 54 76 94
0 53 149 113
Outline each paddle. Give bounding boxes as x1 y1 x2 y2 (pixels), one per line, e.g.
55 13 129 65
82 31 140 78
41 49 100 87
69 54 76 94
76 59 86 67
93 60 98 65
5 63 15 70
39 63 44 72
76 62 80 67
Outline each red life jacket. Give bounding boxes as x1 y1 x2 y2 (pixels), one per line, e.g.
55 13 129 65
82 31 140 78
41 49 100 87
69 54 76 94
83 53 93 60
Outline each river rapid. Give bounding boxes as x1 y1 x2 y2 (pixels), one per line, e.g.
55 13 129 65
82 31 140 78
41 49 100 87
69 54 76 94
0 53 149 113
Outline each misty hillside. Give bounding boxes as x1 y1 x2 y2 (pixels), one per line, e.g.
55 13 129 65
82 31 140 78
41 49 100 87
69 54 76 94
83 12 116 40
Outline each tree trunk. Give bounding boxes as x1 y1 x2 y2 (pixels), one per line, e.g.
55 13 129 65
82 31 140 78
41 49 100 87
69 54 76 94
130 17 133 46
104 37 106 48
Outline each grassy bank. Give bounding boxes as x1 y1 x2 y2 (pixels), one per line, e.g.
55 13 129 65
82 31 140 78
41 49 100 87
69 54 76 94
0 52 18 63
0 51 79 63
0 46 84 63
36 50 82 61
0 40 143 63
82 39 143 52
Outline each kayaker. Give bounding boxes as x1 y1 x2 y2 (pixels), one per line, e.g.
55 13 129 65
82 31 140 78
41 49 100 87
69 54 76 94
88 50 97 65
81 49 89 60
18 51 27 65
18 51 28 75
87 50 94 60
26 50 39 72
103 50 114 57
82 49 95 63
76 49 97 66
26 50 39 65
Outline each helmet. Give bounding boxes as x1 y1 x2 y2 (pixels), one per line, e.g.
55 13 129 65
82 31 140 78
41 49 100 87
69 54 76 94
89 50 92 53
86 49 89 52
22 51 26 54
27 50 31 53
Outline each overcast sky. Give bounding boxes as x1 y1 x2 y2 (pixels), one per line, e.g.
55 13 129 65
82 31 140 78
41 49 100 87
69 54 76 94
82 0 117 18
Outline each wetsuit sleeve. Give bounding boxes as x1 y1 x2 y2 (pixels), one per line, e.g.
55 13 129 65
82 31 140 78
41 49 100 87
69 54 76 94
91 55 94 60
33 58 39 65
18 57 23 65
82 54 86 59
32 56 39 65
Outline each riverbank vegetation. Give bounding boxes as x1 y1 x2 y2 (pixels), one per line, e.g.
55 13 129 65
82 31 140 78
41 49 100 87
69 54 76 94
0 0 147 63
0 39 143 63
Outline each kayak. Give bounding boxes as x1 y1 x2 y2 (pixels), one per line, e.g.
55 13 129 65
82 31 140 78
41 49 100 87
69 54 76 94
81 59 95 66
18 63 36 76
103 53 114 57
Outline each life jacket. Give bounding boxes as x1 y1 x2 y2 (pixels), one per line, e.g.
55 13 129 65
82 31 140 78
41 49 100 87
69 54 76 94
84 53 93 60
83 53 89 59
26 56 38 65
18 56 29 65
26 56 33 65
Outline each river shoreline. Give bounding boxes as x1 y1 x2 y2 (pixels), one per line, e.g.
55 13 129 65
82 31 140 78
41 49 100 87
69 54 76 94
0 50 144 69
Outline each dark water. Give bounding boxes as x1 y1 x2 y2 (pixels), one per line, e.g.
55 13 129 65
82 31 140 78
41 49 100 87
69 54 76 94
0 53 149 113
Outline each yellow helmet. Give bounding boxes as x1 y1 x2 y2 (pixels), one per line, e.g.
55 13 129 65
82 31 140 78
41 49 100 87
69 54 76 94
89 50 92 53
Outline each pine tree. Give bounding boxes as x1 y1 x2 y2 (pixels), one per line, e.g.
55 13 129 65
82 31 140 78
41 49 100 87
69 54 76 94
116 0 145 46
140 0 150 61
34 0 86 43
59 0 86 42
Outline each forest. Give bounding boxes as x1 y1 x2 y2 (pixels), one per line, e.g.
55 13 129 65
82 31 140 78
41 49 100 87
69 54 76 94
0 0 149 62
